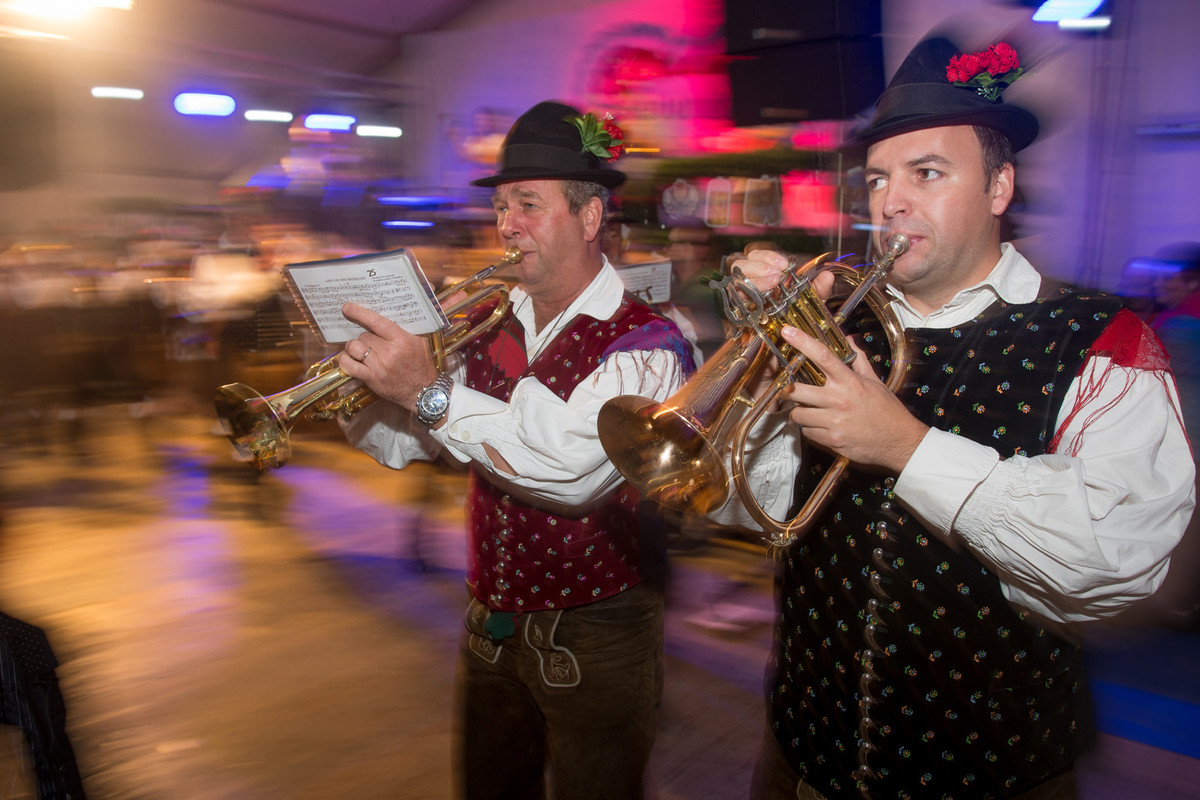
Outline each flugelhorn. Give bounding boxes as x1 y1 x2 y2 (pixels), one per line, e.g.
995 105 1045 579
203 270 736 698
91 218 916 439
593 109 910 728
598 235 909 547
214 246 522 471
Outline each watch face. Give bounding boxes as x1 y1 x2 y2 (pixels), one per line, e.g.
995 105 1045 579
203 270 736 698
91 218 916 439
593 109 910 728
420 388 449 420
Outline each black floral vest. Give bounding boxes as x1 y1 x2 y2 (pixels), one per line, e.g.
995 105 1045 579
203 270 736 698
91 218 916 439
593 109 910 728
768 286 1125 799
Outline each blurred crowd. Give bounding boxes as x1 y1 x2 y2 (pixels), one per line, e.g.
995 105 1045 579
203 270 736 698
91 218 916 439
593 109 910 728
0 197 320 451
0 189 738 462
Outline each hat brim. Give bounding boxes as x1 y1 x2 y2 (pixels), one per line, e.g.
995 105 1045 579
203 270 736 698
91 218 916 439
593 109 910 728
846 81 1039 154
472 167 626 189
851 107 1039 153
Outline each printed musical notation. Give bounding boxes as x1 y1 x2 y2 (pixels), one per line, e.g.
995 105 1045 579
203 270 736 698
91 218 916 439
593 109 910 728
283 249 448 344
615 259 673 305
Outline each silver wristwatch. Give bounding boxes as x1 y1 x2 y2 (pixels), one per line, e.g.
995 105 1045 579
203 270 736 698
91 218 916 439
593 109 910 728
415 373 454 426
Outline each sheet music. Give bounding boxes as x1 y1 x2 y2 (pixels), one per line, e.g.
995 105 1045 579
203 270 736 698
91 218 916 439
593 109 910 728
283 248 448 344
615 259 673 305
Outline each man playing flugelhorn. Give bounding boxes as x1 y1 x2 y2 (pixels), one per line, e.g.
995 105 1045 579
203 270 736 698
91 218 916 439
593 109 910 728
719 37 1193 799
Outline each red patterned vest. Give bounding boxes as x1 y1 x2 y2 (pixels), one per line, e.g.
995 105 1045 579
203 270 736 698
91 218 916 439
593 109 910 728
461 293 694 613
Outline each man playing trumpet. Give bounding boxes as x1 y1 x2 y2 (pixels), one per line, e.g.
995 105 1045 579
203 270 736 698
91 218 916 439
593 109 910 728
335 101 694 799
721 37 1194 799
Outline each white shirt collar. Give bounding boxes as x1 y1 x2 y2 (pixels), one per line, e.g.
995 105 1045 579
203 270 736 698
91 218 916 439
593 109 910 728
508 256 624 358
886 242 1042 328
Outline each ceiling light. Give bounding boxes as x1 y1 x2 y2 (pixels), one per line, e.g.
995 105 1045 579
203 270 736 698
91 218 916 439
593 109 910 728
304 114 356 132
174 93 235 117
244 109 293 123
6 0 132 21
356 125 402 138
1057 16 1111 29
91 86 143 99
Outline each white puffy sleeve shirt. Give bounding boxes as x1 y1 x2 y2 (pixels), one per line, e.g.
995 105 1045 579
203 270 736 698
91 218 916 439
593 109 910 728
340 263 690 514
719 244 1196 623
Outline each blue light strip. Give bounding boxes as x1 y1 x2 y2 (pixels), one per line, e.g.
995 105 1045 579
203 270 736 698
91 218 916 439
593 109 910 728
377 195 460 207
1032 0 1104 22
382 220 435 229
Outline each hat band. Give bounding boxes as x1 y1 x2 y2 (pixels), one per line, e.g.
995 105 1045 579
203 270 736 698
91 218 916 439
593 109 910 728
875 82 1001 121
502 143 594 173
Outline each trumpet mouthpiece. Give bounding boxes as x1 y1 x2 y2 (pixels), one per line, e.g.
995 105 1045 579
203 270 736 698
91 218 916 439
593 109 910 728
885 234 910 257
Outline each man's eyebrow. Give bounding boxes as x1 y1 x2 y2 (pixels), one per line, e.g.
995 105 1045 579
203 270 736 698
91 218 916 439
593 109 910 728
865 153 954 176
906 153 953 169
493 188 542 204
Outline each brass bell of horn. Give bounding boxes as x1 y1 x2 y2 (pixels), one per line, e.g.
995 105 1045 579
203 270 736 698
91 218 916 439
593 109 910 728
598 235 909 547
214 246 522 471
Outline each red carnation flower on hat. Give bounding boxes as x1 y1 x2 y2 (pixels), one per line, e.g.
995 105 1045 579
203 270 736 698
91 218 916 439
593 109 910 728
988 42 1020 75
947 53 981 83
947 42 1025 101
600 114 625 160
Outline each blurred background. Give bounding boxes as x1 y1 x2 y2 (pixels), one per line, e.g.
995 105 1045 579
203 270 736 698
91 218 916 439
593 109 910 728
0 0 1196 797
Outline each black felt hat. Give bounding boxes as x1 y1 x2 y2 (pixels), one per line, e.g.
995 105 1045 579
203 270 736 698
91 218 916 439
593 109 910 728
472 101 626 189
851 37 1039 152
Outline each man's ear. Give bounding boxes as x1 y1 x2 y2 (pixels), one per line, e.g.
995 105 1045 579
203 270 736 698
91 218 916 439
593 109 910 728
991 163 1015 216
581 196 604 242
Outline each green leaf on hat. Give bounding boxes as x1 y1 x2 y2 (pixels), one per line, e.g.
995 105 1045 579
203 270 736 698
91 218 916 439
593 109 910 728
566 112 623 160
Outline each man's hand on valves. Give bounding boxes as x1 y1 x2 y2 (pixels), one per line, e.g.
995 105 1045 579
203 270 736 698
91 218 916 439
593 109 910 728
724 250 928 475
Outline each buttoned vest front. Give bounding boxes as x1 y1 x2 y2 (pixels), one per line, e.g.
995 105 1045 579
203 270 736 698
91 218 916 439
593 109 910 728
461 293 695 613
769 287 1130 799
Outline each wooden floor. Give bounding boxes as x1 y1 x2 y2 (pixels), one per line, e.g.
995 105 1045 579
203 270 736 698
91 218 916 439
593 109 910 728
0 405 1195 799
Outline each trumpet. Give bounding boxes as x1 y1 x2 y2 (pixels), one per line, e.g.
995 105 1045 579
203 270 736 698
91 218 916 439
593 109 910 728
214 246 522 471
598 235 909 547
